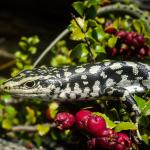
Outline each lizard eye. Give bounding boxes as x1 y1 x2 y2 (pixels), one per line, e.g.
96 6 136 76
25 81 35 88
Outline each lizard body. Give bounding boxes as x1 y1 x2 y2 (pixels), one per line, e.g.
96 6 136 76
1 61 150 122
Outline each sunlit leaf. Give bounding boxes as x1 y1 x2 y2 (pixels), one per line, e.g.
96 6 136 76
115 122 137 132
26 106 36 124
69 19 86 41
133 20 142 33
28 35 40 45
142 133 149 145
95 45 106 54
95 17 105 24
134 95 146 112
108 36 118 48
51 55 72 67
19 41 27 50
48 102 59 119
37 124 50 136
16 61 23 69
2 119 12 130
28 46 37 54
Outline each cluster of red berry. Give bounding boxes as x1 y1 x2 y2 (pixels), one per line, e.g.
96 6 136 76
105 27 150 59
55 110 132 150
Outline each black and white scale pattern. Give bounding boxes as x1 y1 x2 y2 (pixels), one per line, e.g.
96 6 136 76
1 61 150 122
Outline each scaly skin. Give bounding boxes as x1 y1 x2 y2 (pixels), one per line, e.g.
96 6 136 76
1 61 150 123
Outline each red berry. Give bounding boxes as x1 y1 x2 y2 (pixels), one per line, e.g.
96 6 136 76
132 38 139 47
55 112 75 130
111 48 117 56
86 115 106 135
96 128 118 138
120 48 126 54
125 32 133 45
105 26 117 34
117 133 132 148
139 48 146 56
107 47 117 57
147 49 150 55
114 143 128 150
136 35 144 46
75 109 92 129
117 31 127 39
87 138 96 150
96 136 117 150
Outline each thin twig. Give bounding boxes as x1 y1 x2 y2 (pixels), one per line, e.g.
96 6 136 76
33 28 69 68
71 13 95 63
11 123 56 132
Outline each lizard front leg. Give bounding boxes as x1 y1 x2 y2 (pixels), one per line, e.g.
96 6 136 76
103 86 140 123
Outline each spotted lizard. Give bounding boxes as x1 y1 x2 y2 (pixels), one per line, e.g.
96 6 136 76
1 61 150 123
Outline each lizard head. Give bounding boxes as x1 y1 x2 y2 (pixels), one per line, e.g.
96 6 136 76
0 68 61 99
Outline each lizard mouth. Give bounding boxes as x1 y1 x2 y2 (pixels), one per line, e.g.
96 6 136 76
0 85 45 97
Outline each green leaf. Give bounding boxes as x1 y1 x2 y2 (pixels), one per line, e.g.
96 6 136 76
28 36 40 45
133 20 142 33
143 100 150 116
28 46 37 54
51 55 72 67
144 32 150 46
19 41 27 50
93 112 116 128
34 134 42 147
134 95 146 112
37 124 50 136
108 36 118 48
86 0 100 8
15 51 22 58
71 43 89 62
69 19 85 41
86 5 97 18
142 133 149 145
16 61 23 69
48 102 59 119
26 106 36 124
0 94 11 102
95 17 105 24
5 106 17 118
121 19 129 29
72 2 84 16
87 19 98 27
95 45 106 54
2 119 12 130
115 122 137 132
92 26 107 42
133 19 146 34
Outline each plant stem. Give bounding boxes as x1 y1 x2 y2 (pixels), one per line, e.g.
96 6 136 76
71 13 95 63
33 28 69 68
